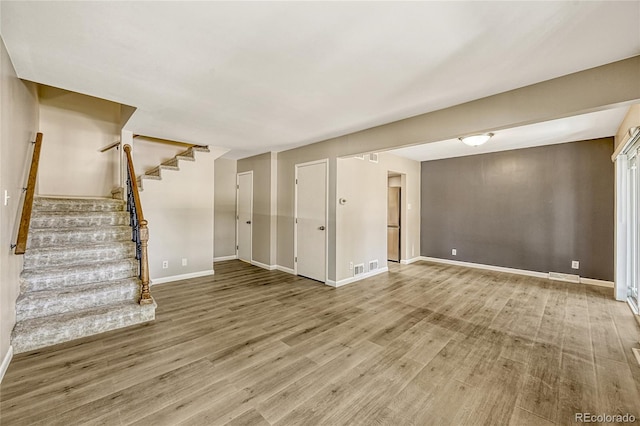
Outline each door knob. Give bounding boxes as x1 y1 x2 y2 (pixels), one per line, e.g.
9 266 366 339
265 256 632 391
318 226 325 230
246 221 251 224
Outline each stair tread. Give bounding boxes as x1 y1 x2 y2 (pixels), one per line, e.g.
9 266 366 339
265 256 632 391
21 258 138 279
25 240 135 255
35 196 124 203
29 225 132 234
33 197 126 213
18 277 140 299
13 300 155 330
32 211 128 217
18 277 140 296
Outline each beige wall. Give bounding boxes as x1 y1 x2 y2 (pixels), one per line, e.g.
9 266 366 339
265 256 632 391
615 104 640 151
336 152 420 282
38 85 121 197
140 148 223 282
237 152 277 266
0 36 38 371
214 158 237 259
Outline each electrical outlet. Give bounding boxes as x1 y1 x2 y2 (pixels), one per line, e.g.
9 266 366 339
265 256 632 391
182 258 188 266
407 203 412 210
452 248 457 256
162 260 168 269
349 262 353 270
571 260 579 269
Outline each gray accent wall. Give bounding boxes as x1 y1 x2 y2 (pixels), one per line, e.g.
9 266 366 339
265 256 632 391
420 138 614 281
238 152 278 266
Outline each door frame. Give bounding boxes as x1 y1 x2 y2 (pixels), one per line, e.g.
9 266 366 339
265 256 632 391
615 127 640 306
294 158 329 282
387 171 407 262
236 171 253 263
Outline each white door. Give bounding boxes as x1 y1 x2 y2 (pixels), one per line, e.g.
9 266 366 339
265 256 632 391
296 160 327 282
237 172 253 263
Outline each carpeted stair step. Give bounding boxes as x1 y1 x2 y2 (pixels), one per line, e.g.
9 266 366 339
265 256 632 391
27 226 132 249
161 158 179 167
23 241 136 269
20 258 138 292
146 164 180 178
11 300 156 354
176 148 197 161
34 196 125 212
16 278 141 322
30 211 130 229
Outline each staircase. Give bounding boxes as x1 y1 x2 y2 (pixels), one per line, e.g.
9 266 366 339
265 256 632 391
137 145 210 191
11 196 156 354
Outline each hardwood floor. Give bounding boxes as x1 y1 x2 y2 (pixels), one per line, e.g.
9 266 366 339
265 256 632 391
2 260 639 425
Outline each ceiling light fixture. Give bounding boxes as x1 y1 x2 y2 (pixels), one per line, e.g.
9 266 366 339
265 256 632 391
459 133 494 147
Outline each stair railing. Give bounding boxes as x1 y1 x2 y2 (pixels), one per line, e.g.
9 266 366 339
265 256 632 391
15 133 43 255
122 144 153 305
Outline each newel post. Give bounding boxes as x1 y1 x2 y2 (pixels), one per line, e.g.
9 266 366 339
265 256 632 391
139 219 152 304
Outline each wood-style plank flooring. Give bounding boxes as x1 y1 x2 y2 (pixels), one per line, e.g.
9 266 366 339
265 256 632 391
2 260 640 425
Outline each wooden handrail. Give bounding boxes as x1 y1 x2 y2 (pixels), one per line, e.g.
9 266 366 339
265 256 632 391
123 145 145 222
15 133 43 255
99 140 120 153
132 134 207 150
123 144 153 305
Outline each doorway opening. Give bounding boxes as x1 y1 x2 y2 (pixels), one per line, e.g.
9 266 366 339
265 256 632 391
387 172 405 263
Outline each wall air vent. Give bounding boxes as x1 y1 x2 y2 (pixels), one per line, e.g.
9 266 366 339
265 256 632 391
548 272 580 283
369 260 378 271
354 264 365 276
369 153 379 163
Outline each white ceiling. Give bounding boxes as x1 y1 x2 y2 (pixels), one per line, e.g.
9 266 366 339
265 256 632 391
388 107 630 162
1 2 639 159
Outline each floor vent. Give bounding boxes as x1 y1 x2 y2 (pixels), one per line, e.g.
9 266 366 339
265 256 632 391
354 264 365 276
369 260 378 271
548 272 580 283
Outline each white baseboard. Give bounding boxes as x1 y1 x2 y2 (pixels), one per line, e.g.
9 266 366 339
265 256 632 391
151 270 215 285
400 257 421 265
214 255 237 262
421 256 614 289
421 256 548 278
251 260 277 271
580 277 614 288
1 346 13 384
326 267 389 288
276 265 295 275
